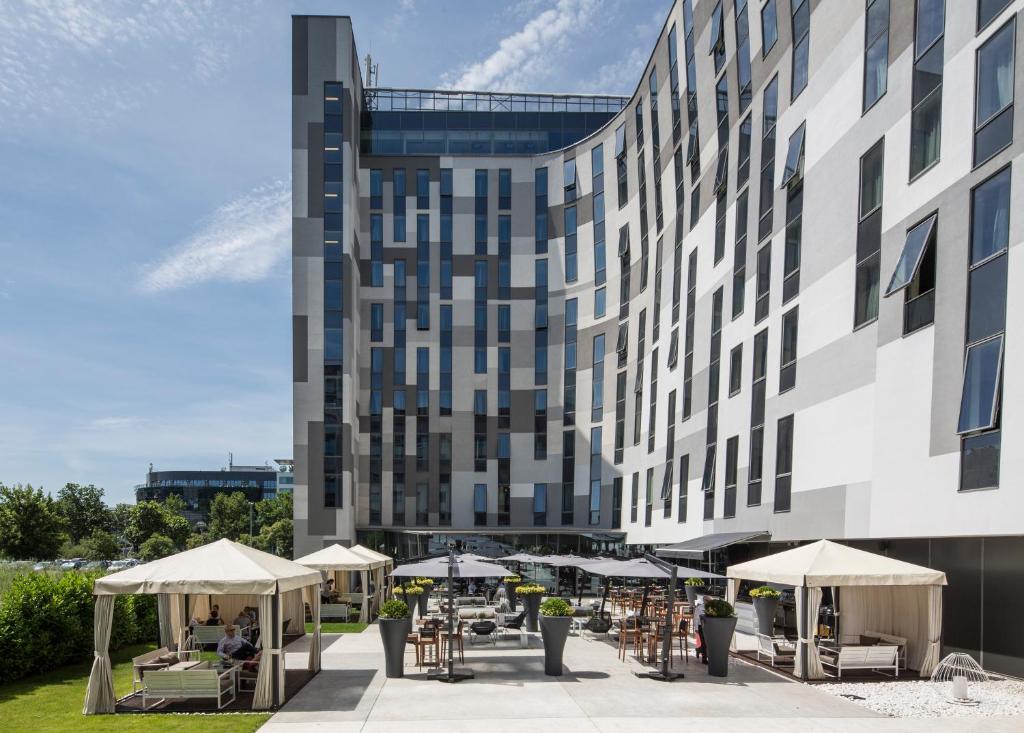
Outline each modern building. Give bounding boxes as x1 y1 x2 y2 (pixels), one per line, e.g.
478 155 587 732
276 459 295 495
135 460 283 524
292 0 1024 674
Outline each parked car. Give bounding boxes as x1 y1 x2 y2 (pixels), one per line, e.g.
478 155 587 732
108 558 140 571
60 558 86 571
33 561 54 571
83 560 109 571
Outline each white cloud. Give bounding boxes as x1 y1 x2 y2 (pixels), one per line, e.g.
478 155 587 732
579 45 648 95
139 180 290 292
441 0 598 91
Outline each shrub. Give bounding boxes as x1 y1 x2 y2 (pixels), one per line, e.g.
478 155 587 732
684 577 705 586
749 585 781 599
414 577 434 586
503 576 521 584
704 598 735 618
379 599 408 619
539 598 574 617
515 583 545 595
395 584 423 595
0 569 156 684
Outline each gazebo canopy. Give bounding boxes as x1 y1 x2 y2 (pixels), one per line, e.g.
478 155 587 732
726 539 947 588
295 543 378 571
93 538 323 596
349 544 392 568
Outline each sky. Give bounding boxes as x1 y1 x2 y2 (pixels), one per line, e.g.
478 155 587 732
0 0 669 506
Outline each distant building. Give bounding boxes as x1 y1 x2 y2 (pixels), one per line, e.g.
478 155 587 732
275 459 295 496
135 460 281 525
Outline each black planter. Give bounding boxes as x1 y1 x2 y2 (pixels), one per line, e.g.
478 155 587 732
752 596 778 636
522 594 542 632
685 586 704 606
379 617 411 678
416 590 430 618
539 616 571 676
702 615 737 677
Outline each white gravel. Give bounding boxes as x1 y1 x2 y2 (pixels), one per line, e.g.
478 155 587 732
817 678 1024 718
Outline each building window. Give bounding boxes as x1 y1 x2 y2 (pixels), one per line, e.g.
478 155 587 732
498 168 511 210
440 168 453 299
614 372 627 464
735 0 752 112
565 298 578 426
475 169 488 256
759 76 778 242
724 435 738 519
562 431 575 525
774 415 794 513
474 260 487 373
564 157 577 202
616 321 629 367
612 477 623 529
533 483 547 526
709 1 725 72
440 305 452 415
630 472 639 523
535 167 549 254
565 205 578 283
884 213 937 335
498 215 511 300
677 454 689 522
856 138 884 327
780 306 799 392
474 483 487 526
634 309 646 445
979 0 1013 30
370 213 383 287
667 328 679 369
589 427 602 525
498 347 511 429
536 258 549 385
958 165 1009 491
672 225 683 325
714 187 728 265
780 123 806 189
532 388 549 461
748 328 768 506
592 334 606 422
393 168 407 241
738 115 752 187
615 123 628 208
416 214 429 329
669 22 683 143
783 188 803 303
619 226 631 319
755 243 771 323
643 467 654 527
761 0 778 57
682 250 697 419
974 18 1015 167
416 168 429 209
369 168 383 210
864 0 890 112
474 390 487 473
733 190 748 319
910 0 944 179
595 287 607 319
791 0 810 99
729 344 743 396
647 347 659 454
370 303 383 343
416 483 428 526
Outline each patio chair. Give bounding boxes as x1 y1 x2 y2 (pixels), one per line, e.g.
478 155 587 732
412 623 441 669
756 633 796 667
131 646 201 692
502 611 526 631
468 620 497 646
439 620 465 663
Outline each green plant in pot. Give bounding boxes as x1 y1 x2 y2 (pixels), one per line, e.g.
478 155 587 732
516 583 545 632
683 577 705 606
412 578 433 617
702 598 736 677
538 598 574 676
749 585 781 636
503 576 521 611
378 599 411 678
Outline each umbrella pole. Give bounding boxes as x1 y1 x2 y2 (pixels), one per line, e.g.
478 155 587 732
599 579 609 616
430 544 473 682
635 554 682 681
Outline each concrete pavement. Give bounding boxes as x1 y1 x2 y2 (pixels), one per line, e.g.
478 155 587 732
264 626 1021 732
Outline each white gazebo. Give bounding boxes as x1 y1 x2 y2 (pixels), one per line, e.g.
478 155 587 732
83 539 323 714
726 540 947 679
349 544 394 616
294 543 383 622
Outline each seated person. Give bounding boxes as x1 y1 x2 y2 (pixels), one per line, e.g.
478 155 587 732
216 624 262 668
205 607 223 625
322 578 338 603
233 609 253 629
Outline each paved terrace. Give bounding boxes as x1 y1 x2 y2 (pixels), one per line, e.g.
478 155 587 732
267 628 1021 733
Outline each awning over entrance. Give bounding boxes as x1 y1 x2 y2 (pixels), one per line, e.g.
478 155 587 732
655 530 770 560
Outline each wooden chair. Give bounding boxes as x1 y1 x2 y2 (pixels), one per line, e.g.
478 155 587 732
439 621 465 663
411 623 441 669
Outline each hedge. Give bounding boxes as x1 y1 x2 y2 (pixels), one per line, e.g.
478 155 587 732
0 570 156 684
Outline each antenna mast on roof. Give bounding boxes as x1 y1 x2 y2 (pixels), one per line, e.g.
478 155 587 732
365 53 379 87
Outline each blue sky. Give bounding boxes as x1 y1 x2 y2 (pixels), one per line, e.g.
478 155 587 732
0 0 668 505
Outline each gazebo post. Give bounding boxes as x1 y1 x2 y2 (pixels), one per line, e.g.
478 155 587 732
800 585 809 681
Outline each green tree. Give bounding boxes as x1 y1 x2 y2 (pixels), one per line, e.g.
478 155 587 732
254 518 294 559
185 533 208 550
0 484 65 560
80 529 120 560
54 483 110 543
163 493 187 515
124 501 190 551
255 491 293 528
109 503 134 541
207 491 253 541
139 533 176 561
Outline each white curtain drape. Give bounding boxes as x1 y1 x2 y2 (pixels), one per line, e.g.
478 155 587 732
839 585 930 672
82 595 116 714
806 587 824 679
726 578 739 652
359 570 369 623
157 594 174 649
253 594 275 710
282 589 304 635
794 587 808 679
920 585 942 677
302 584 322 672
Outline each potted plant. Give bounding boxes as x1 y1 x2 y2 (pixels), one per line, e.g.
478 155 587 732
538 598 574 676
702 598 737 677
414 578 434 617
684 577 705 606
396 584 424 618
516 584 545 631
504 576 521 611
378 599 411 678
749 585 781 636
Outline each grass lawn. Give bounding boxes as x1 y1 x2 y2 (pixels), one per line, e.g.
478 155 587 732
305 621 367 634
0 643 271 732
